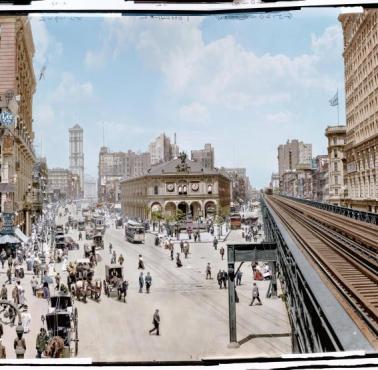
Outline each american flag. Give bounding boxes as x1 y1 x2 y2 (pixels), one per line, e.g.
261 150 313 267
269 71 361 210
329 91 338 106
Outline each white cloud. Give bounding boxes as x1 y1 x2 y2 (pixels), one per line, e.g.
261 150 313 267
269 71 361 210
30 17 63 70
34 104 55 126
311 25 343 56
266 111 293 124
51 72 93 102
179 102 209 123
85 18 342 110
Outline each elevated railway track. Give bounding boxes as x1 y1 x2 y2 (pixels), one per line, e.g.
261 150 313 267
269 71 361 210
264 195 378 349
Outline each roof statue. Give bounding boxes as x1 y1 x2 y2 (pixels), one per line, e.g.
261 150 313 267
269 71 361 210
176 152 190 173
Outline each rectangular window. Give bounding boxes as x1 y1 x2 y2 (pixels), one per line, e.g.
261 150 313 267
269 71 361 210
334 162 338 171
154 185 158 195
335 175 338 185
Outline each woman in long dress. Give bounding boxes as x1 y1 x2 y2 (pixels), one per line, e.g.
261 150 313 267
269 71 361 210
21 308 31 333
18 284 25 308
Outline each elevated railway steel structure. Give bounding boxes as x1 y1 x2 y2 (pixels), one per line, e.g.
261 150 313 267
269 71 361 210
280 195 378 225
261 195 376 353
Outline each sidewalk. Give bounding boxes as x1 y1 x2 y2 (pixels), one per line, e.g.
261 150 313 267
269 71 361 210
148 223 231 243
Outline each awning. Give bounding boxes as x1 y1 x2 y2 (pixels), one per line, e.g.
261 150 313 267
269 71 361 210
14 227 30 243
0 235 20 244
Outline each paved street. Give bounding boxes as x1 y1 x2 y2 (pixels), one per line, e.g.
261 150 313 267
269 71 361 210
46 209 291 361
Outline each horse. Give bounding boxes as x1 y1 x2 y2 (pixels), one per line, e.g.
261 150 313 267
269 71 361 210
117 280 128 303
71 280 88 302
44 336 65 358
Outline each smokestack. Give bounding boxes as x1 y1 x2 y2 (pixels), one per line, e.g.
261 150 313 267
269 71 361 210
174 132 176 145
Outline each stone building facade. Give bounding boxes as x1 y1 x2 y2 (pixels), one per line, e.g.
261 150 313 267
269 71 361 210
339 10 378 212
281 165 314 199
0 16 36 235
120 155 231 220
325 125 347 205
278 139 312 177
48 168 80 201
98 147 150 203
148 133 175 165
69 124 84 197
312 155 329 202
191 143 214 169
31 157 48 223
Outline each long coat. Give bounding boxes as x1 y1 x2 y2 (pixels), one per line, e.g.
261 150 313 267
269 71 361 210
12 287 19 305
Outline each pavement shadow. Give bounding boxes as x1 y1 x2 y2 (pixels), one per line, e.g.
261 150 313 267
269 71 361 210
238 333 291 346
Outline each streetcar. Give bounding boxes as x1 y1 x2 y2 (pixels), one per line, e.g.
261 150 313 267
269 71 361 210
93 215 106 235
230 213 242 230
125 220 145 243
77 218 85 231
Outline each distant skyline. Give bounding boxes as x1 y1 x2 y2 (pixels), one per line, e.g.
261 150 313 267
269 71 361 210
31 8 345 188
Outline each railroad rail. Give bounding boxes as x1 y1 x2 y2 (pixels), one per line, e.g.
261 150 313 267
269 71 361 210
280 195 378 225
265 195 378 346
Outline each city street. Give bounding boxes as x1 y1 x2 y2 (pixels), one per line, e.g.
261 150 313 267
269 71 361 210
44 208 291 361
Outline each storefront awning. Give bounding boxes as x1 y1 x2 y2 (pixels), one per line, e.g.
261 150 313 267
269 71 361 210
14 227 29 243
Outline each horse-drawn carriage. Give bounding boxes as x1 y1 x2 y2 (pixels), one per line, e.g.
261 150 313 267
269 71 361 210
48 292 75 315
85 228 94 240
42 292 78 358
43 310 78 357
93 233 104 249
67 259 101 303
103 264 128 302
65 236 79 250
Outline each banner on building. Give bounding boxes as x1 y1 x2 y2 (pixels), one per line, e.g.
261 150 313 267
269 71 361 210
2 135 14 155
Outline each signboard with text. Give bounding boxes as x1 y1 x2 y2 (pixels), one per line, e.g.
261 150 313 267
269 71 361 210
1 212 15 235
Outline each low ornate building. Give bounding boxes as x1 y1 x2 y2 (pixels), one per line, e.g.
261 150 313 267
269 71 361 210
325 125 346 205
120 154 231 220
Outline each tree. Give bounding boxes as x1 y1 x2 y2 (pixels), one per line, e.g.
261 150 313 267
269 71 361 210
151 210 164 232
175 209 185 222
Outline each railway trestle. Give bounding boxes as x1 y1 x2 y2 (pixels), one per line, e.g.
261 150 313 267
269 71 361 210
261 196 374 354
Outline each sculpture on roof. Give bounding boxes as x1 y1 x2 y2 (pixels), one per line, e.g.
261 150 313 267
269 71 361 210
176 152 190 173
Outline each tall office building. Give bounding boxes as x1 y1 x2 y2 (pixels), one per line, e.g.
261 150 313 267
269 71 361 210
339 10 378 211
277 139 312 177
191 143 215 169
148 133 173 165
69 124 84 197
0 16 36 235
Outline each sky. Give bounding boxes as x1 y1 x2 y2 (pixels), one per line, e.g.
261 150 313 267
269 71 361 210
30 7 347 189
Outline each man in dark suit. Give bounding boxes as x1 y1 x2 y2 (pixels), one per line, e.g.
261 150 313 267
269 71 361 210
149 309 160 336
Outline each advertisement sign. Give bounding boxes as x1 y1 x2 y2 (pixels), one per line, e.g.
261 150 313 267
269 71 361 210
1 212 15 235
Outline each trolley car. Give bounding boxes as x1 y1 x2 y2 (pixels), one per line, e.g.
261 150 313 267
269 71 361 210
125 220 145 243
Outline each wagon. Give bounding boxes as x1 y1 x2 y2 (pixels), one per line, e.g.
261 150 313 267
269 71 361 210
103 264 123 297
93 233 104 249
85 229 94 240
43 295 78 357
